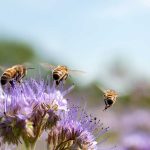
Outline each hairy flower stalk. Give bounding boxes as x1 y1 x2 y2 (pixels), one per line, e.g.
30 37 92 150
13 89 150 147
47 106 109 150
0 79 73 150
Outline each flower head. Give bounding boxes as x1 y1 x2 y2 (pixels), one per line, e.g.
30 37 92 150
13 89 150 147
122 132 150 150
0 78 73 145
47 106 109 150
0 115 24 145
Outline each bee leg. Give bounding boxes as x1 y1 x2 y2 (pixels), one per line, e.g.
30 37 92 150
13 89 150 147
103 99 108 110
17 80 21 84
15 72 20 81
17 79 22 84
56 77 64 86
103 106 108 111
16 75 22 84
9 80 15 88
62 74 68 85
64 74 68 80
56 80 60 86
103 99 110 111
19 74 25 84
103 104 111 111
21 73 25 79
104 99 107 106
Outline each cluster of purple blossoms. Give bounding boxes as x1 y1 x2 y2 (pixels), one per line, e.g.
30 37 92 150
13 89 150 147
0 78 109 150
121 132 150 150
47 106 109 150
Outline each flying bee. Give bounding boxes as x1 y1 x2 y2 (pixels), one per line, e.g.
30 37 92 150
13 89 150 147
0 64 34 87
103 89 118 111
52 65 69 85
96 86 118 111
40 63 85 85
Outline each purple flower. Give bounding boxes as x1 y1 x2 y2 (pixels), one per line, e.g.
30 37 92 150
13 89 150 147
121 132 150 150
0 79 73 145
0 78 110 150
47 106 109 150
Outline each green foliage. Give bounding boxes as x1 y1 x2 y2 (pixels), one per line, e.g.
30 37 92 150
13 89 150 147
0 40 35 65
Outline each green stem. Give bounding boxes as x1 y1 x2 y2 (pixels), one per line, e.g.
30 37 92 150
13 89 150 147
24 112 47 150
22 134 36 150
30 142 36 150
33 111 47 142
23 140 36 150
23 110 48 150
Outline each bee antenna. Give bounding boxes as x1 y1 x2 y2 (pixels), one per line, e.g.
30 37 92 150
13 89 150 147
27 67 35 69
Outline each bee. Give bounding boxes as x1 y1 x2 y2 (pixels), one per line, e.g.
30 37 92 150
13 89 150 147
52 65 69 85
40 63 85 85
0 64 34 87
103 89 118 111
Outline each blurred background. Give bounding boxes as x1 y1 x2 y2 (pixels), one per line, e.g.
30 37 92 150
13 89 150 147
0 0 150 149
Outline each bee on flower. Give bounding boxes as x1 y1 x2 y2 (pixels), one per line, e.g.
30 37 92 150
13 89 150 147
40 63 85 85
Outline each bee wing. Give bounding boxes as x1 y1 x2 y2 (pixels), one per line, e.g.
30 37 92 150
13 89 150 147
96 85 106 93
23 62 31 66
97 85 118 96
68 69 86 76
40 62 55 71
0 66 7 72
22 62 35 70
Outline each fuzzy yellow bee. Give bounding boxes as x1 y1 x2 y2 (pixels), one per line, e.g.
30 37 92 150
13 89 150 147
103 89 118 111
40 63 85 85
1 64 34 87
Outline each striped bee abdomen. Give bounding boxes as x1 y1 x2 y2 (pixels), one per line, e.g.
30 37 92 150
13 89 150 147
105 98 113 105
53 71 62 80
0 65 27 86
1 75 8 85
1 69 16 85
103 89 118 110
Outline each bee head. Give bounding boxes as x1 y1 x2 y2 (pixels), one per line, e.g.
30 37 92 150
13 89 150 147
1 76 8 85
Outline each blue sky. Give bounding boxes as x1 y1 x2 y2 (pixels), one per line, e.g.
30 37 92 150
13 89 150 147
0 0 150 92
